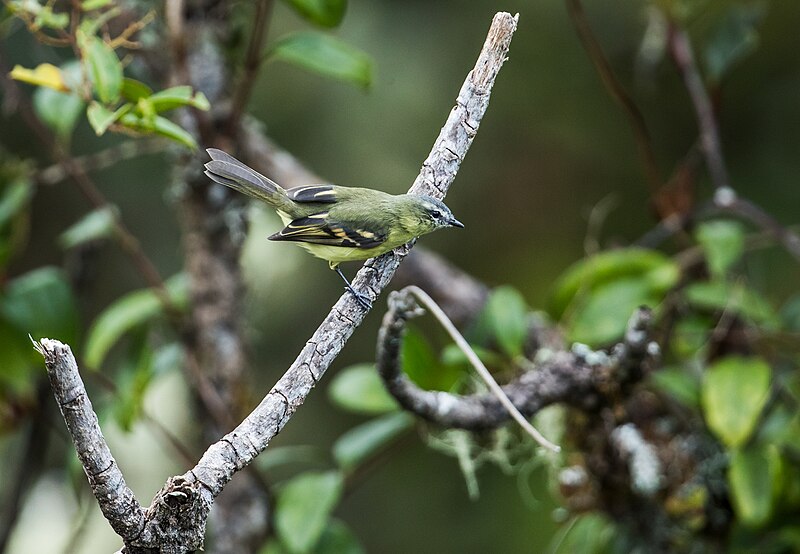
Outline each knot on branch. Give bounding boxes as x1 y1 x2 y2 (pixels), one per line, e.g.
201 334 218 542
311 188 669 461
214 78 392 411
139 476 210 551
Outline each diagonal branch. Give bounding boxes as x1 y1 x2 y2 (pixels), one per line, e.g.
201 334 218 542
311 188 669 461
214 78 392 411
566 0 661 192
184 10 520 503
227 0 274 135
36 12 520 551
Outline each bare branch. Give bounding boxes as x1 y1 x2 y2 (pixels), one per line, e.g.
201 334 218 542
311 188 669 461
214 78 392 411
228 0 275 135
668 25 731 191
183 10 520 503
34 339 147 543
35 139 166 186
566 0 661 192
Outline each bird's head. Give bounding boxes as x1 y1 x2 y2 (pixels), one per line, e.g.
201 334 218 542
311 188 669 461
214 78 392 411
413 195 464 232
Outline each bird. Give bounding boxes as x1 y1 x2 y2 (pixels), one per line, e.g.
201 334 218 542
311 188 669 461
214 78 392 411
203 148 464 308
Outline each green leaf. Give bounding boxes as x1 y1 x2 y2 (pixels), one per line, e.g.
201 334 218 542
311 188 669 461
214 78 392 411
327 363 397 414
567 277 653 346
118 113 198 149
261 520 363 554
112 332 153 431
0 317 39 395
650 366 700 408
441 343 504 370
0 179 33 228
551 513 615 554
780 294 800 332
33 61 84 141
0 179 33 267
758 404 800 452
87 102 132 136
113 341 181 431
255 445 327 473
728 444 783 528
333 412 413 471
81 0 113 10
275 471 343 554
120 78 153 102
6 1 67 28
702 356 771 448
315 520 364 554
78 33 123 103
400 327 460 391
59 206 118 249
704 4 765 83
483 286 528 357
83 273 189 369
550 248 679 318
283 0 347 28
671 314 713 359
695 219 745 277
3 267 79 346
268 32 372 89
147 86 210 112
685 280 779 328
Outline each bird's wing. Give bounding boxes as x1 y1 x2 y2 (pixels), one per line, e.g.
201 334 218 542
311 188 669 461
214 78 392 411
269 211 387 249
286 185 338 204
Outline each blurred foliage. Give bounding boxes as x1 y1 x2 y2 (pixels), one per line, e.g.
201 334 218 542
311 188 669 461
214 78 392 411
1 0 799 553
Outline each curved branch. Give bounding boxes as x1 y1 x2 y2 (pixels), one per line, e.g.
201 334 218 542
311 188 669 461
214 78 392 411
375 301 656 431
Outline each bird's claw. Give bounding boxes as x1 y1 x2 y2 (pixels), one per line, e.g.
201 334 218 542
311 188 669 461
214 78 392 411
345 287 372 309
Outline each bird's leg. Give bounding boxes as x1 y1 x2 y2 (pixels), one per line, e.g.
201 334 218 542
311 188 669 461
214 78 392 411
334 266 372 309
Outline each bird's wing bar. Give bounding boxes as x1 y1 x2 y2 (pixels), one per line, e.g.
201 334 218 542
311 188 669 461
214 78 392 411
287 185 338 204
269 213 386 249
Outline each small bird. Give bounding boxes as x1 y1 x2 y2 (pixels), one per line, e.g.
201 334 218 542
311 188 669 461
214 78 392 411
204 148 464 307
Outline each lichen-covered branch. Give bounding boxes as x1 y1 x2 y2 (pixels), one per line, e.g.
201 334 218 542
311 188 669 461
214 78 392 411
183 10 520 504
375 302 657 430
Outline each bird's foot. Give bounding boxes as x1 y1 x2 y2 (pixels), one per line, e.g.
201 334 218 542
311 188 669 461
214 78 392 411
345 286 372 309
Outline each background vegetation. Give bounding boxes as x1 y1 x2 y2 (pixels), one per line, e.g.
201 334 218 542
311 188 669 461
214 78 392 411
1 0 799 552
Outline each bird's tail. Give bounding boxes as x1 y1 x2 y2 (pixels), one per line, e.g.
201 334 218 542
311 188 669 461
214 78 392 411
204 148 292 211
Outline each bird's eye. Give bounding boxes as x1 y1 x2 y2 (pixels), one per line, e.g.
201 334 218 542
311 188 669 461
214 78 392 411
431 209 441 219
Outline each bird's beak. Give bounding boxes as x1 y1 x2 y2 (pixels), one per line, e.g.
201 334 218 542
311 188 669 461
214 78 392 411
450 217 465 228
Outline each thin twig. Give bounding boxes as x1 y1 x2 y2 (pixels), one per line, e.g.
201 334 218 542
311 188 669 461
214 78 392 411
403 286 560 452
227 0 274 136
668 24 730 190
722 194 800 262
35 139 166 185
566 0 661 191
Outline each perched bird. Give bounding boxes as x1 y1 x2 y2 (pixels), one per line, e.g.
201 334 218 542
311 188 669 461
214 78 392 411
204 148 464 307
